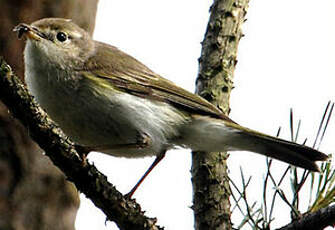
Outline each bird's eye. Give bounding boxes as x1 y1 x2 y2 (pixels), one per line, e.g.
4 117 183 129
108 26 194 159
56 32 68 42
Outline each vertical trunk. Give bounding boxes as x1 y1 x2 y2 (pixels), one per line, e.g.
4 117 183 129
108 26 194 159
0 1 98 229
192 0 249 229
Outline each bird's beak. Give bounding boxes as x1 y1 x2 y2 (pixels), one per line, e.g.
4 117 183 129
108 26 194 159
13 23 45 41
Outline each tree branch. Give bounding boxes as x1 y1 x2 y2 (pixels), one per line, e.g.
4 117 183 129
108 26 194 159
0 57 162 230
192 0 249 230
276 204 335 230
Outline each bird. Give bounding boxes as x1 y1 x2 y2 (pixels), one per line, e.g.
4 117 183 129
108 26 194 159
14 18 328 197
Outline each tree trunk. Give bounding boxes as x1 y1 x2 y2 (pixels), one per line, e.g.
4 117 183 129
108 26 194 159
192 0 249 229
0 1 98 229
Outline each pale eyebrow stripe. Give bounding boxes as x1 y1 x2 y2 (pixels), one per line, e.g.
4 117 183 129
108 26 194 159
70 31 82 38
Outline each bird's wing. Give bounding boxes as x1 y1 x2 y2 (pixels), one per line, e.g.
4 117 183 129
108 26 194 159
81 41 233 121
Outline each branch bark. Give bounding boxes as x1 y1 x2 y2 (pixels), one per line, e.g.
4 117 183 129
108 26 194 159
276 204 335 230
192 0 249 229
0 58 162 230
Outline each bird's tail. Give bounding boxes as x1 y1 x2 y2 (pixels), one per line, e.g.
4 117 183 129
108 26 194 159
183 116 328 171
228 124 328 171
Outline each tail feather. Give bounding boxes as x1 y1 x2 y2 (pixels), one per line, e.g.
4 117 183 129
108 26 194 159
183 116 328 172
231 126 328 172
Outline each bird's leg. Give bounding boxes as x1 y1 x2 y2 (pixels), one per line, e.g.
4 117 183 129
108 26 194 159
74 144 94 166
75 132 165 198
126 151 166 198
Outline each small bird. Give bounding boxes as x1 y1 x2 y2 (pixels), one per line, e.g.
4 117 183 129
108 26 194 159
14 18 328 197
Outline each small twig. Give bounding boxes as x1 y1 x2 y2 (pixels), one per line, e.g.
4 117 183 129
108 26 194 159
290 108 294 142
240 167 260 228
295 120 301 142
229 175 254 228
263 127 281 226
268 165 290 222
230 179 247 215
262 158 271 224
268 168 300 217
289 109 299 214
318 102 334 150
313 101 330 148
